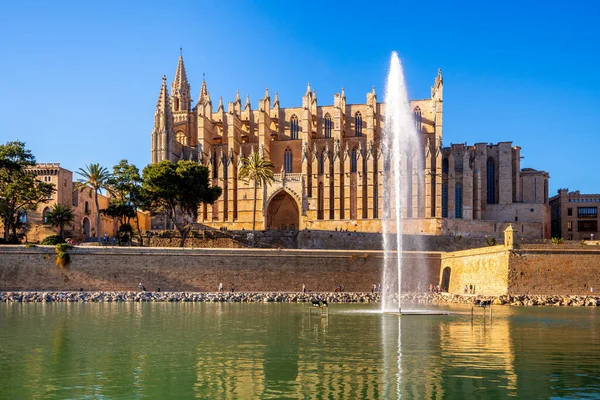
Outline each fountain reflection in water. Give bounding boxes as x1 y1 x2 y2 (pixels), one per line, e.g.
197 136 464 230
381 52 423 313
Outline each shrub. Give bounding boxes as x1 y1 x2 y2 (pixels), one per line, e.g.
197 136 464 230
487 237 497 246
551 237 563 245
54 243 73 269
25 243 37 248
55 243 73 253
41 235 65 245
55 252 70 269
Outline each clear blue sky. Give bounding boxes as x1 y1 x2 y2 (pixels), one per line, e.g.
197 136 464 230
1 0 598 195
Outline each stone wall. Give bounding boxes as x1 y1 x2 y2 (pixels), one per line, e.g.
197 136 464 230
0 246 440 293
440 243 600 297
508 246 600 295
440 247 510 296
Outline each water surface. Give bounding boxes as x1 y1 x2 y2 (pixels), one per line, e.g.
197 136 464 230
1 303 599 399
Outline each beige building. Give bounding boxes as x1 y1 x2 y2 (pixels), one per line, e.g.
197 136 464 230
150 54 550 238
551 189 599 240
22 163 152 242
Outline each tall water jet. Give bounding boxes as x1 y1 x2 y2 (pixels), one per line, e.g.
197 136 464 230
381 52 423 313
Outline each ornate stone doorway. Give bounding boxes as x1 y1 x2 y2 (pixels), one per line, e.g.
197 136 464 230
266 190 299 230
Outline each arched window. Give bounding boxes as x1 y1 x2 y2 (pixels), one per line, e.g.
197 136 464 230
442 183 448 218
212 152 219 178
455 183 463 219
284 148 293 173
413 107 422 132
442 158 449 173
324 114 333 138
290 115 299 140
351 148 358 173
84 201 89 214
487 157 496 204
355 112 363 137
317 182 324 220
318 151 325 175
43 207 51 224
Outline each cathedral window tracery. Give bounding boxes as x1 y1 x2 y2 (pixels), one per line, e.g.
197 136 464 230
455 183 463 219
284 148 293 173
324 114 333 138
355 112 363 136
413 106 422 132
290 115 299 140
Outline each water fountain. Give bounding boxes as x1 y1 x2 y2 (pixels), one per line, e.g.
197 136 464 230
381 52 424 314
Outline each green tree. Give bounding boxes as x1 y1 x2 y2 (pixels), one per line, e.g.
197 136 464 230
74 163 112 245
142 160 221 247
0 141 55 242
238 152 275 247
106 160 146 246
45 203 75 239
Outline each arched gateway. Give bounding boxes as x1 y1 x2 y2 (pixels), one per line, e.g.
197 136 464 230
266 190 299 230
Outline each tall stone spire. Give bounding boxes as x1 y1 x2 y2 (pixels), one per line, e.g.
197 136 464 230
171 51 191 112
218 96 224 112
198 74 208 104
152 75 174 164
245 94 251 110
274 92 280 106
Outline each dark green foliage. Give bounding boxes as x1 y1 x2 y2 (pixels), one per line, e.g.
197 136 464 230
45 203 75 239
41 235 66 245
107 160 147 246
142 160 222 247
54 243 73 269
74 163 112 245
487 237 497 246
0 141 55 241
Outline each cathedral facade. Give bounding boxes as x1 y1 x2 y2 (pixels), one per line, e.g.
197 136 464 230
151 55 550 239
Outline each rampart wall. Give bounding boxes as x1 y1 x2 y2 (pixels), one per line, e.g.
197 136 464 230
0 246 440 293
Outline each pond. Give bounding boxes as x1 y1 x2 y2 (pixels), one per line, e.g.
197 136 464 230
1 302 599 399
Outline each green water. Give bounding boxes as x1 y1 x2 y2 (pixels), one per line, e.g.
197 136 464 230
1 303 599 399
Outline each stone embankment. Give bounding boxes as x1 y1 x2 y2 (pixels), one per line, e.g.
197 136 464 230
0 291 379 303
2 291 600 306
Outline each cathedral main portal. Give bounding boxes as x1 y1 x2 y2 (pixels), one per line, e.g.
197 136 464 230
266 191 299 230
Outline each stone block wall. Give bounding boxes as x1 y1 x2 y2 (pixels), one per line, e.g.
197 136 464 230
440 247 510 296
508 246 600 295
0 246 441 293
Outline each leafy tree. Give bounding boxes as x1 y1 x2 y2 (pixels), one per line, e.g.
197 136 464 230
45 203 75 239
106 160 146 246
238 152 275 247
74 163 112 245
142 160 221 247
0 141 55 242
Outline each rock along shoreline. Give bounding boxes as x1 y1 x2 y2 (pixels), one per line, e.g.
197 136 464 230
1 291 600 306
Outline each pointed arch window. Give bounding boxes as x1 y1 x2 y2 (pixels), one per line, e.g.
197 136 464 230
455 183 463 219
351 148 358 173
413 107 422 132
43 207 51 224
290 115 299 140
318 151 326 175
212 152 219 178
324 114 333 138
284 148 293 173
487 157 496 204
442 158 449 173
317 182 324 220
355 112 363 137
442 183 448 218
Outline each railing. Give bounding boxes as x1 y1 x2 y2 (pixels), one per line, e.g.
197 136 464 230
274 173 302 183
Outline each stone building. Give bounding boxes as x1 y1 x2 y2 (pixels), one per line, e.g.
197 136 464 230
550 189 600 240
21 163 150 242
150 54 550 238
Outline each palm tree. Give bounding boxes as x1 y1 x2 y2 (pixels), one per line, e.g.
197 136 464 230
45 203 74 239
238 152 275 247
75 163 112 245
